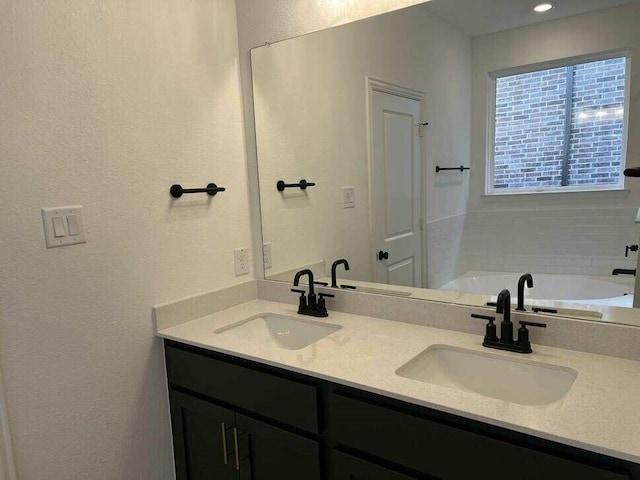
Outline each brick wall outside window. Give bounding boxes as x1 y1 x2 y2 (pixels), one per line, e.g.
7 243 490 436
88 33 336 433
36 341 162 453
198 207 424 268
492 57 626 191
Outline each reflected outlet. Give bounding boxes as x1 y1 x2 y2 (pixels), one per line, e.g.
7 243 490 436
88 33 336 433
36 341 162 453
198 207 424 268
263 243 273 269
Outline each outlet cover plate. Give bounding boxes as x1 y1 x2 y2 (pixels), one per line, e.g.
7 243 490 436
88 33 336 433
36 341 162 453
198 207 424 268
263 242 273 269
234 247 250 276
343 187 355 209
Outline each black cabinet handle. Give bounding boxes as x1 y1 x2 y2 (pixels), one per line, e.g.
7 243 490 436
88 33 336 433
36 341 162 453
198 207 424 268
233 427 240 471
378 251 389 261
626 245 639 257
221 422 228 465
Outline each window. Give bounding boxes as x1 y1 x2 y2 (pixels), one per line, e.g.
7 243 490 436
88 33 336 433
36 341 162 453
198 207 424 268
488 54 628 194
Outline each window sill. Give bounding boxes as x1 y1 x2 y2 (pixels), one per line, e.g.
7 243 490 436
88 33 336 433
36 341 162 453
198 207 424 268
483 187 630 198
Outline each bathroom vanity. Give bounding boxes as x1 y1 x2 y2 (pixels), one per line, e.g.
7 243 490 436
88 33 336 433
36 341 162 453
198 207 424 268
156 294 640 480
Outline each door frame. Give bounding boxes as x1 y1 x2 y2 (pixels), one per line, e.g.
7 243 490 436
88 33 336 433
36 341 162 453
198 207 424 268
365 77 427 287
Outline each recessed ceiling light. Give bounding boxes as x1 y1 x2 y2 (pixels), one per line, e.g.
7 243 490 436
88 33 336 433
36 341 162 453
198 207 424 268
534 3 555 13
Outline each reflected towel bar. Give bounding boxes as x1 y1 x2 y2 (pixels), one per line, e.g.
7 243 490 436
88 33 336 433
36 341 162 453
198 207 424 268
277 179 316 191
436 166 470 173
624 167 640 177
170 183 226 198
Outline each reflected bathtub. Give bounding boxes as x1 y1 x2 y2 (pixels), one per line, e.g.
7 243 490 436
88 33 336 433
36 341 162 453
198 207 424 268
440 271 635 307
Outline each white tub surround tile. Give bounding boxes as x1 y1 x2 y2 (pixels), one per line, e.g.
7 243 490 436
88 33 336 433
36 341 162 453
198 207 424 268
153 280 257 331
157 298 640 464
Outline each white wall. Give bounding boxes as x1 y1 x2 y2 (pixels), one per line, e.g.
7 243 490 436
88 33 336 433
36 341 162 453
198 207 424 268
466 2 640 275
250 5 471 282
0 0 251 478
235 0 432 279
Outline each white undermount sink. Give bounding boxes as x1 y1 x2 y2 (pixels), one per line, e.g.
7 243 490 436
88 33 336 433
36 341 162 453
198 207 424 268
396 345 577 406
214 313 342 350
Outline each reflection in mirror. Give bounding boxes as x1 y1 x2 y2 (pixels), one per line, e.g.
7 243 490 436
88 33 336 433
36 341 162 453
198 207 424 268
252 0 640 325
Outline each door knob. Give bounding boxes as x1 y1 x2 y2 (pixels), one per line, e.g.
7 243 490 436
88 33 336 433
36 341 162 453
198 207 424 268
378 250 389 261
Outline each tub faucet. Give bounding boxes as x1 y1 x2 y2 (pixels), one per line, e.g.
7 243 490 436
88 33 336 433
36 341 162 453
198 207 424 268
516 273 533 312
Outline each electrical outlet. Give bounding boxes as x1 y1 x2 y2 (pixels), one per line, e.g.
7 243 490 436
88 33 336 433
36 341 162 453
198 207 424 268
234 247 250 276
263 242 273 269
343 187 356 208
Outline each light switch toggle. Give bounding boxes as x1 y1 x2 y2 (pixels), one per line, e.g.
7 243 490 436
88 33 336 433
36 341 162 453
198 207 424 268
66 215 79 236
52 217 66 237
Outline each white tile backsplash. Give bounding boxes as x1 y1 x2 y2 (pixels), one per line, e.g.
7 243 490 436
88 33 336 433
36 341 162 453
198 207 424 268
427 207 639 283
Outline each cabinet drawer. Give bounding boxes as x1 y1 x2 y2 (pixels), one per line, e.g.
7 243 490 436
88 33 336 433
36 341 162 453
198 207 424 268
165 345 318 433
329 392 629 480
333 450 427 480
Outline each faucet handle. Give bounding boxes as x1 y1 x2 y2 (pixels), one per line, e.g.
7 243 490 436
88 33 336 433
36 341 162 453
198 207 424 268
517 321 547 352
318 292 335 299
471 314 498 342
291 289 308 314
520 321 547 329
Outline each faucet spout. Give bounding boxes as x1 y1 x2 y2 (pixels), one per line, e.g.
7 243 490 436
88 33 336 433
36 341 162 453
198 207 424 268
496 289 513 344
293 269 315 295
331 259 350 288
516 273 533 311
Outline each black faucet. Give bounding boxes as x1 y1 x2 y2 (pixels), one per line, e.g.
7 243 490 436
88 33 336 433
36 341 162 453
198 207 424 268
471 288 546 354
516 273 533 312
612 268 636 276
331 259 351 288
292 269 334 317
496 289 513 343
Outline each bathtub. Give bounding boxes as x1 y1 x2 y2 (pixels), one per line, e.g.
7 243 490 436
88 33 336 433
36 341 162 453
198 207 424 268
440 271 635 307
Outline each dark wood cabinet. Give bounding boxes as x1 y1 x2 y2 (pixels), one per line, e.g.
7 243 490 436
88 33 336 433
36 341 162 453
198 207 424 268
333 451 426 480
164 341 639 480
169 390 238 480
235 414 321 480
169 389 320 480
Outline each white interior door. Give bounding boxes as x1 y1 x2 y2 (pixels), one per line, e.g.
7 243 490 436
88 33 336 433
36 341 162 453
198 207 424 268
371 89 423 288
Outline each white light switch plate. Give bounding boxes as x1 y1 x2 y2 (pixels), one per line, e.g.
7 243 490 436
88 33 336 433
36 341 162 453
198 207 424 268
343 186 356 209
42 206 87 248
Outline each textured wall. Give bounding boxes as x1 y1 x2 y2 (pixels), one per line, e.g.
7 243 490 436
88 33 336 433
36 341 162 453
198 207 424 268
0 0 251 478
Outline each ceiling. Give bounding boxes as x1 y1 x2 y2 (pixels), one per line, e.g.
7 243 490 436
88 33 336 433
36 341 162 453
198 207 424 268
423 0 637 36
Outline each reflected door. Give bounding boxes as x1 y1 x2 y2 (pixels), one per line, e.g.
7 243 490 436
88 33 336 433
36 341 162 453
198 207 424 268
371 89 423 288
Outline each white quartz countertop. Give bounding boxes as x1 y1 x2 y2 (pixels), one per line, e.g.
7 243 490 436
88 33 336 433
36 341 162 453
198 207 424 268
157 299 640 464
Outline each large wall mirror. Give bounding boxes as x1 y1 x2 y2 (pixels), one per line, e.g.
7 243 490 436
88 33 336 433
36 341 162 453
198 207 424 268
251 0 640 326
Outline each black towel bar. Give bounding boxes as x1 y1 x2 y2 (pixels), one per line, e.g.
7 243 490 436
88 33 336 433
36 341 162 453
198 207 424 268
624 167 640 177
170 183 226 198
436 165 470 173
277 179 316 191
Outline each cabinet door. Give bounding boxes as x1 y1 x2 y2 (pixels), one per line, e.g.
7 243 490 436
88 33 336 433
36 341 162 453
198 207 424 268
169 389 239 480
333 451 427 480
235 413 321 480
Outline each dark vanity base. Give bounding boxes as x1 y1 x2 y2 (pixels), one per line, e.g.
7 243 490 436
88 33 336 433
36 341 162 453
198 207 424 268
164 340 639 480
